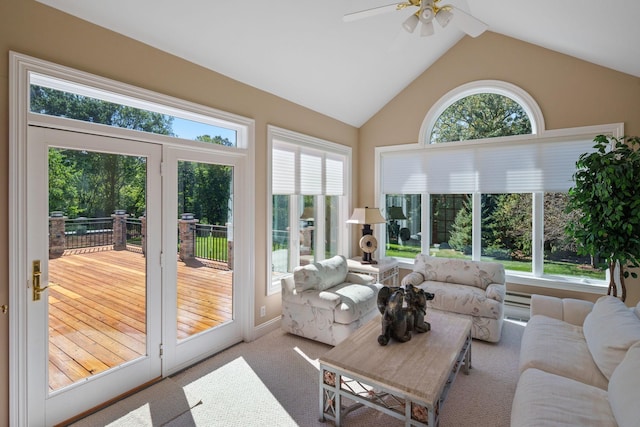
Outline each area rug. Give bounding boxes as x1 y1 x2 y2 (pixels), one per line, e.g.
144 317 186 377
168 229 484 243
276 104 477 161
70 319 525 426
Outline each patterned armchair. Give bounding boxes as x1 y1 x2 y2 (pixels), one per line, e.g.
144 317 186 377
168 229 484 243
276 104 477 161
402 254 506 342
281 255 383 345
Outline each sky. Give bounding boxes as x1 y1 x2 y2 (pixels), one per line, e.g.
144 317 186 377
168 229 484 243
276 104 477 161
171 117 237 144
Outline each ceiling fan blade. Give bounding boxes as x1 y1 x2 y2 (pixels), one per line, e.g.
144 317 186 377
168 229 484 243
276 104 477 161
343 3 400 22
450 6 488 37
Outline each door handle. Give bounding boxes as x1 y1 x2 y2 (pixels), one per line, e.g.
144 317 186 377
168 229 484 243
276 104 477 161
32 260 54 301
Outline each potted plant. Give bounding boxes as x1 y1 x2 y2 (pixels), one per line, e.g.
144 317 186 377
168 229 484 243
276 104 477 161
565 134 640 301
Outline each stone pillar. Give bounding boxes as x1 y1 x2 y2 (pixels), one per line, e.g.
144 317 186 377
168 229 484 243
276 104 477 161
226 222 234 270
49 211 66 258
140 213 146 256
112 209 129 251
179 213 198 261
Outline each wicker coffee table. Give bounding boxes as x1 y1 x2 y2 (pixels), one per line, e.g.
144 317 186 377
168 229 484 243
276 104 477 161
319 310 472 426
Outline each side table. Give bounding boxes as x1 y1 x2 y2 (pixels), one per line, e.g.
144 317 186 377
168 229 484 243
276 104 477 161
347 256 399 286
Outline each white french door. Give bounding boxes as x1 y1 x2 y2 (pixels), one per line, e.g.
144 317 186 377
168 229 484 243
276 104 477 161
26 126 163 426
161 146 244 372
24 126 246 425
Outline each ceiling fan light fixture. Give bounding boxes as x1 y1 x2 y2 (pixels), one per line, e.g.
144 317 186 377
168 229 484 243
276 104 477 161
402 14 420 33
420 20 435 37
435 8 453 28
419 7 435 23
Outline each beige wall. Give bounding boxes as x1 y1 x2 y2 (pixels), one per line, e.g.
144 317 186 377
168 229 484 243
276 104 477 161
360 31 640 307
0 1 358 424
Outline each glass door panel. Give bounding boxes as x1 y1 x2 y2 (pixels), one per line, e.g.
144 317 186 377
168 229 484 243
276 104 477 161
176 160 234 339
47 148 149 391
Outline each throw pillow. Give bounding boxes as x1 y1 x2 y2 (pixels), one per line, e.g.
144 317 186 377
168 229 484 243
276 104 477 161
293 255 347 293
315 255 348 291
583 295 640 380
294 263 323 292
608 342 640 427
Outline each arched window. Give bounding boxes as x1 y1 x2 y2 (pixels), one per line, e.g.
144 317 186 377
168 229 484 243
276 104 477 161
419 80 544 145
430 93 531 143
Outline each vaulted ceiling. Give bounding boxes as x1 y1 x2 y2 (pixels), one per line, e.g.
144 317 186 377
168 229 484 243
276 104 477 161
37 0 640 127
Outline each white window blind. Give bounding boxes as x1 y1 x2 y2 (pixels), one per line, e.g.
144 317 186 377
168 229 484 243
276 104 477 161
272 140 345 195
381 136 596 194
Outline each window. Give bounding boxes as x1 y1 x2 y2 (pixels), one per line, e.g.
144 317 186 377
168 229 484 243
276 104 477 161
30 73 241 146
380 80 622 289
268 126 351 295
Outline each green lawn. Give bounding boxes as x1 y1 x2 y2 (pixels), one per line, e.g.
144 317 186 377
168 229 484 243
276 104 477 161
386 245 605 280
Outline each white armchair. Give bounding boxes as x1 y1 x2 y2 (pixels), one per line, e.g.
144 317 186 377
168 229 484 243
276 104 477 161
281 255 383 345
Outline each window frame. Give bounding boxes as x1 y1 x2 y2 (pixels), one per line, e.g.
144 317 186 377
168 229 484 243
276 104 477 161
377 80 624 294
267 125 352 295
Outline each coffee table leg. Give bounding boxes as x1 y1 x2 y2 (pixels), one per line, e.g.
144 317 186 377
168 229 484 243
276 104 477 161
319 367 341 425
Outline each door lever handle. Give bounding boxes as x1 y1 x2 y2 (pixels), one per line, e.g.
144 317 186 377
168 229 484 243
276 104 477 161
32 260 56 301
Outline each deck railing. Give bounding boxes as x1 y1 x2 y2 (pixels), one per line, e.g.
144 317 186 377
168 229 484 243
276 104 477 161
50 213 231 267
64 217 114 249
194 224 228 263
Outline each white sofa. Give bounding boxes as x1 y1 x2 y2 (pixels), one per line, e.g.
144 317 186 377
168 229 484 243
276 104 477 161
281 255 383 346
401 254 505 342
511 295 640 427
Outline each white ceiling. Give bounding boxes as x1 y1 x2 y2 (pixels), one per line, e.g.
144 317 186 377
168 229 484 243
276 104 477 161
37 0 640 127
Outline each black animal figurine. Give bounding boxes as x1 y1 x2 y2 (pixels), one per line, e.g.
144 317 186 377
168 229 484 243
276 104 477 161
376 284 435 346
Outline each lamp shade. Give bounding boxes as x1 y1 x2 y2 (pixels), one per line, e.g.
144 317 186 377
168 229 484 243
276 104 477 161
300 207 314 220
347 207 386 225
387 206 406 220
402 14 419 33
435 8 453 27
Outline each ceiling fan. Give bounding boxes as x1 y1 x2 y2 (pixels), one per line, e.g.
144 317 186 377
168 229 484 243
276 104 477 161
344 0 488 38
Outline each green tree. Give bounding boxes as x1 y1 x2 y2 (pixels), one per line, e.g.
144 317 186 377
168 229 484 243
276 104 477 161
485 194 532 259
565 135 640 301
49 149 80 217
34 85 172 218
431 93 531 143
448 198 472 253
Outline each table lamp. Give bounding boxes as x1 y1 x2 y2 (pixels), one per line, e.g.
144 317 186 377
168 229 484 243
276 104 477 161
347 207 386 264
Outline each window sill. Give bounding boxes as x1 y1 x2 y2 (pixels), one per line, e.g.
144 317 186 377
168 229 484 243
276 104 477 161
395 259 608 295
505 272 608 295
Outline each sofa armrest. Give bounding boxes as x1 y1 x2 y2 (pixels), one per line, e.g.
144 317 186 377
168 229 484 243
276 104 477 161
345 272 376 285
401 271 425 287
530 294 594 326
486 283 506 302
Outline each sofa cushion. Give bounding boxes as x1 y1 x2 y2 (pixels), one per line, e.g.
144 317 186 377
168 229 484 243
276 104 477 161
511 368 615 427
413 254 504 290
330 282 382 325
583 295 640 380
520 315 609 389
419 281 502 319
608 342 640 427
293 255 347 292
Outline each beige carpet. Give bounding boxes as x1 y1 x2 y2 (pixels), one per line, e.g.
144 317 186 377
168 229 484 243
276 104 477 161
70 319 525 426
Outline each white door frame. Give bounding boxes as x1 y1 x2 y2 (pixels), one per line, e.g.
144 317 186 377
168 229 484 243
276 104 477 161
9 52 256 426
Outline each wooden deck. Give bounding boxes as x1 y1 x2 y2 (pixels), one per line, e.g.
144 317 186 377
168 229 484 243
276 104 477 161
48 247 233 391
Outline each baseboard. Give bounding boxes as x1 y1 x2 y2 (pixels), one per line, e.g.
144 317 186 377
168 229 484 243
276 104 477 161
505 290 532 321
249 315 281 341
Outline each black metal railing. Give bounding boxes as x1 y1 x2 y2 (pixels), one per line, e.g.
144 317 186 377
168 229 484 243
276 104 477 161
126 218 143 248
193 224 228 263
65 217 114 249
